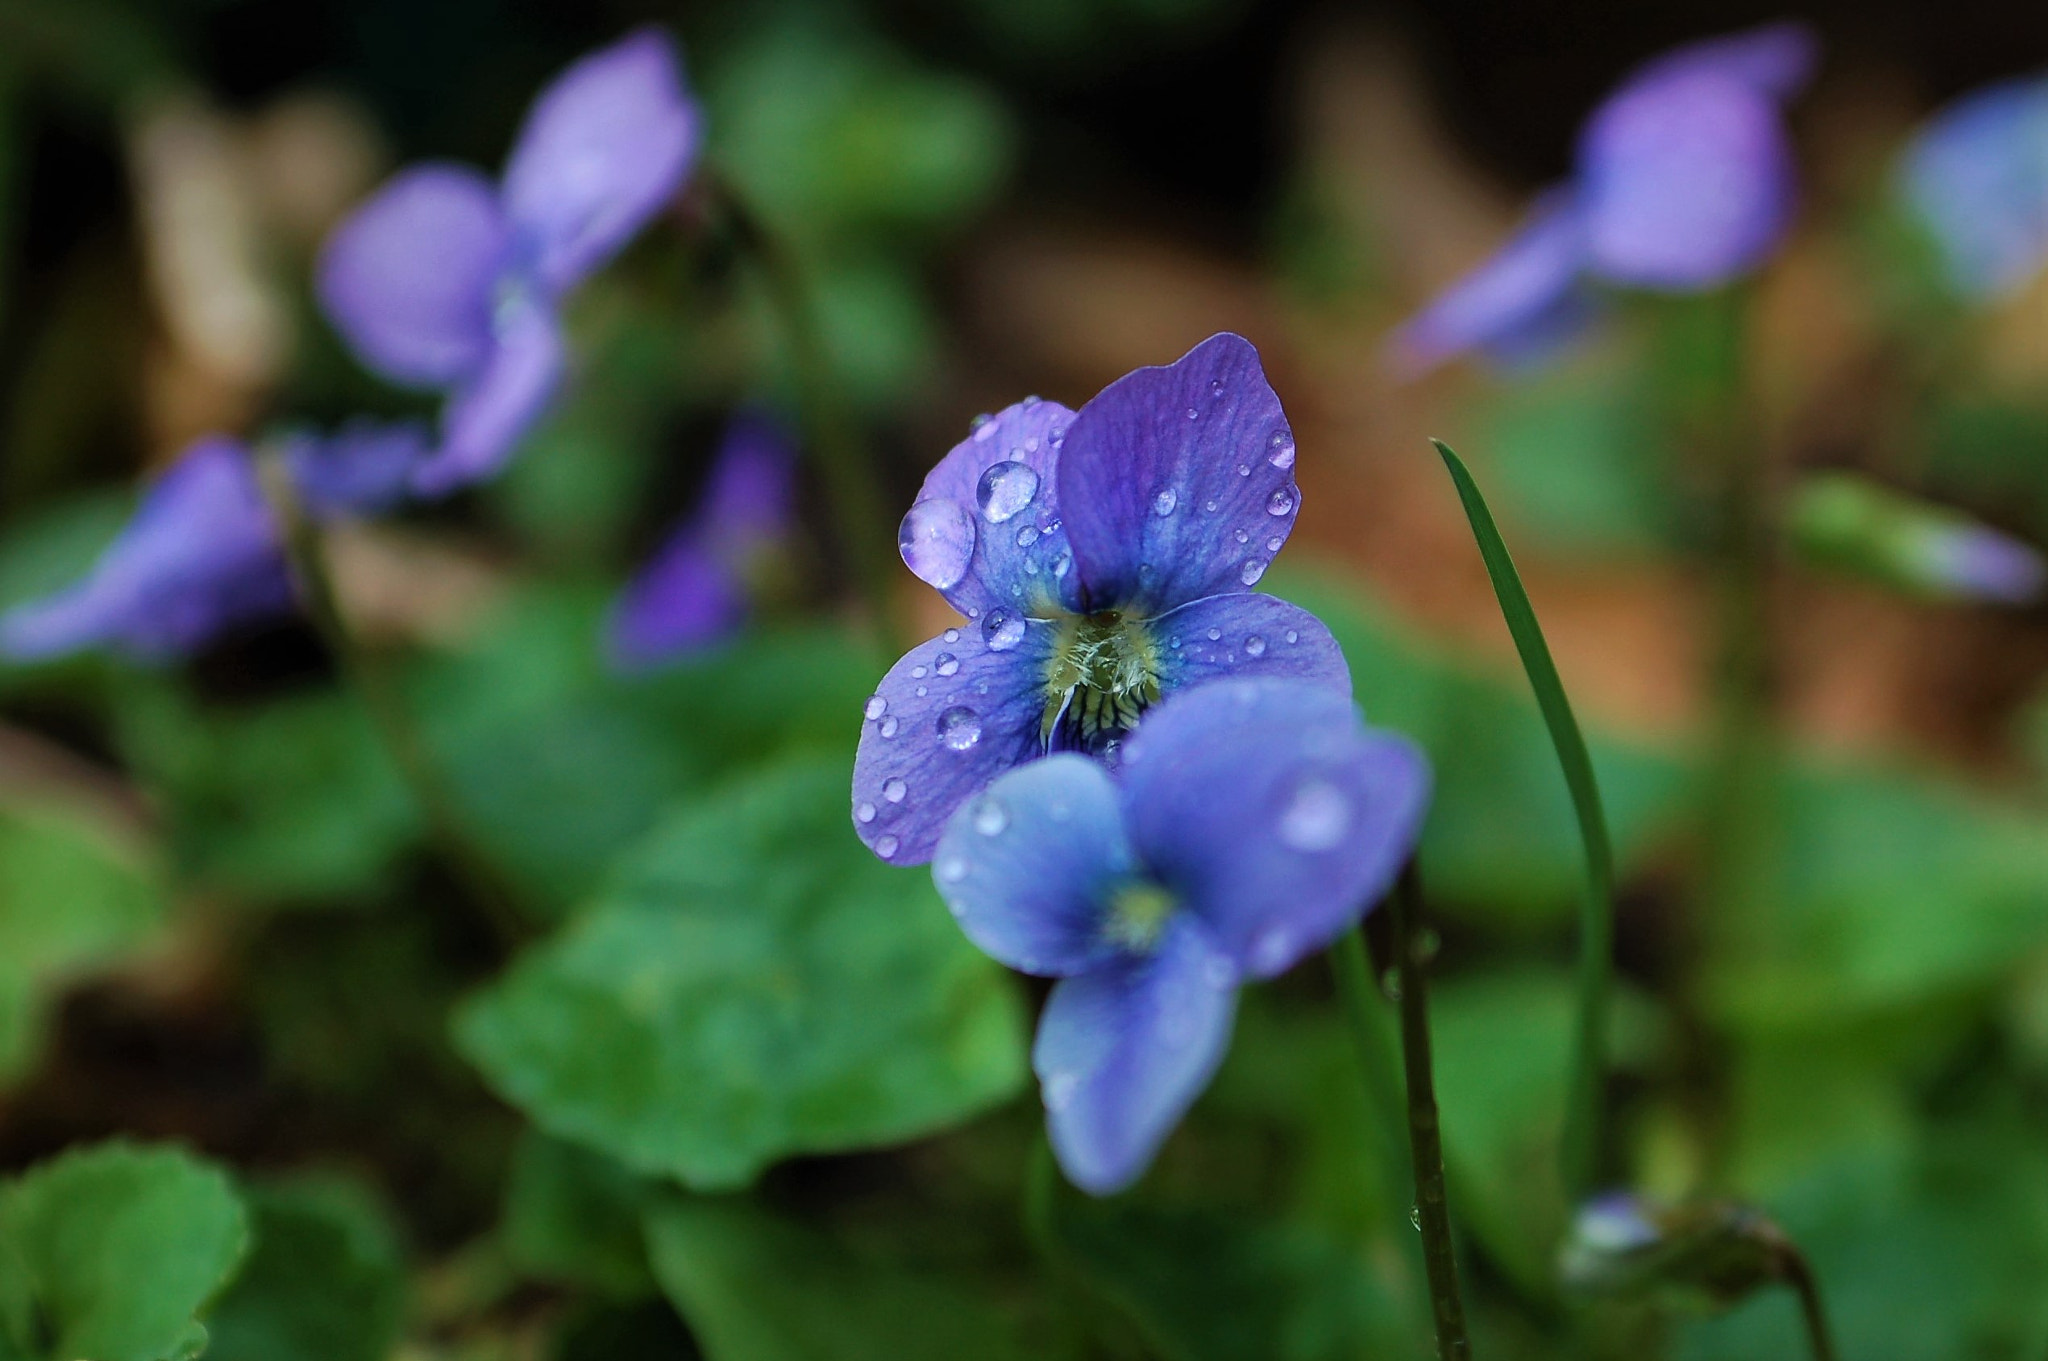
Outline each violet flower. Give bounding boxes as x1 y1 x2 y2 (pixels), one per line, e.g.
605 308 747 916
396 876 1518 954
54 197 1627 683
932 679 1429 1193
1388 21 1817 374
318 28 702 497
283 417 435 518
1897 73 2048 303
606 413 798 669
852 333 1353 866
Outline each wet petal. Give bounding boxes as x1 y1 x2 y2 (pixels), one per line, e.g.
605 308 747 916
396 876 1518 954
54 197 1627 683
900 398 1081 619
1118 680 1429 979
501 27 703 294
317 164 506 387
931 754 1136 978
412 298 565 496
0 437 293 662
851 619 1057 865
1384 194 1592 375
284 418 433 517
1057 333 1300 616
1898 75 2048 302
1034 914 1238 1195
1150 592 1351 697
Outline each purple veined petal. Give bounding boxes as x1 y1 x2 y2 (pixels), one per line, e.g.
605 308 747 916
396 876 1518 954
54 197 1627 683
1148 591 1352 697
901 398 1082 619
501 27 704 295
605 536 746 671
317 164 507 387
1118 679 1430 980
1623 21 1819 102
1384 193 1591 376
1577 67 1798 290
0 437 294 663
852 620 1058 865
284 418 434 518
1898 75 2048 302
1057 334 1300 617
1034 913 1239 1195
930 754 1137 978
411 298 566 496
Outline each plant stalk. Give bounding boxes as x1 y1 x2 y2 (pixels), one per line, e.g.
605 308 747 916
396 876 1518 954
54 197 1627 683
1329 926 1420 1231
1781 1248 1839 1361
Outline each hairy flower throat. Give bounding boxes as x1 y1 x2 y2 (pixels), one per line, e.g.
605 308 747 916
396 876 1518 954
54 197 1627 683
1042 611 1162 755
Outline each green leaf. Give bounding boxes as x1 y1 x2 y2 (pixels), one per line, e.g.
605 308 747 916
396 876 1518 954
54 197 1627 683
646 1196 1037 1360
1472 365 1674 555
203 1179 407 1361
0 1141 248 1361
456 756 1028 1189
503 1132 656 1297
0 798 163 1086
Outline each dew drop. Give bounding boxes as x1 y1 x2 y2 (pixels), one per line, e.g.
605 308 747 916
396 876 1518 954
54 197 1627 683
1016 525 1040 547
915 684 928 697
1236 463 1252 477
1245 634 1266 657
938 706 983 750
1285 629 1299 644
1049 425 1067 448
1052 551 1072 579
864 695 887 721
984 608 1026 652
971 413 996 440
880 716 899 738
934 652 960 677
876 834 900 859
911 664 928 679
1409 1205 1423 1232
943 627 960 644
1206 627 1222 641
972 797 1009 836
855 801 877 824
1267 488 1295 516
1267 430 1296 469
1240 559 1268 586
1277 778 1350 851
1185 407 1200 421
898 499 976 590
976 460 1039 523
883 778 908 804
937 854 968 884
1266 535 1283 552
1203 498 1218 513
1169 636 1182 649
1153 488 1178 517
1209 377 1226 396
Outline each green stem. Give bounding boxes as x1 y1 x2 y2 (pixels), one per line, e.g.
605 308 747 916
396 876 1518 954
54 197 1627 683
1328 927 1415 1228
1389 863 1473 1359
707 171 903 647
1781 1250 1838 1361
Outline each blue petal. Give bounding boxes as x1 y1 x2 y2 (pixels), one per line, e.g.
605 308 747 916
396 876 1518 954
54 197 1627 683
501 27 704 295
284 418 433 517
1150 592 1351 697
1624 21 1818 101
899 398 1081 619
851 620 1057 865
605 537 745 671
1056 334 1299 617
696 412 798 540
1035 913 1238 1195
412 298 565 495
1898 75 2048 302
1118 679 1429 979
1385 194 1591 375
0 438 293 663
931 754 1136 978
316 164 506 388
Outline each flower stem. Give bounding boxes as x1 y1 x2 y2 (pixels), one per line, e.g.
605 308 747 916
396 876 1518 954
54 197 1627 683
1781 1245 1839 1361
707 171 904 647
1388 862 1473 1359
1328 927 1414 1229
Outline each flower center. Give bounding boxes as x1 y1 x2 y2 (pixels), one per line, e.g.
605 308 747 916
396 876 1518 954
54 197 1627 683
1104 880 1177 952
1041 611 1161 756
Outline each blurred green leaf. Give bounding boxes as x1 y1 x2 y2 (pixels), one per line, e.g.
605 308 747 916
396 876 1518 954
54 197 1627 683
456 756 1028 1189
503 1132 656 1297
0 798 162 1086
203 1179 407 1361
0 1141 248 1361
646 1195 1036 1360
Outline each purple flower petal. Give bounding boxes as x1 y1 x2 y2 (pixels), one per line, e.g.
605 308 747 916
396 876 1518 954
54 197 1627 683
411 298 565 496
1912 522 2046 604
1899 75 2048 302
501 27 703 295
931 754 1136 978
1118 680 1429 979
1384 194 1591 375
851 622 1057 865
697 412 799 539
317 165 506 387
1034 913 1238 1195
1 438 293 663
1057 334 1299 616
284 418 433 517
899 398 1081 619
1626 21 1818 101
1150 592 1352 696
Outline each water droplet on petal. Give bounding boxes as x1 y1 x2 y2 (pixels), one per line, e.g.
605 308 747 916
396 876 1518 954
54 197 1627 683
1267 488 1295 516
1049 425 1067 448
1203 498 1218 513
876 834 900 858
1240 559 1267 586
915 684 928 697
911 664 927 679
938 706 983 750
984 608 1026 651
943 627 960 643
1266 535 1283 552
864 695 887 720
937 854 968 884
1016 525 1039 547
1185 407 1200 421
1285 629 1299 644
1169 636 1182 649
977 460 1039 523
1236 463 1252 477
1153 488 1178 517
880 716 899 738
1277 777 1350 851
934 652 960 677
883 778 908 804
971 414 995 439
1209 377 1225 396
972 797 1009 836
1245 634 1266 657
1206 627 1222 641
899 499 976 590
1267 430 1296 468
855 801 877 823
1250 928 1295 973
1052 551 1072 579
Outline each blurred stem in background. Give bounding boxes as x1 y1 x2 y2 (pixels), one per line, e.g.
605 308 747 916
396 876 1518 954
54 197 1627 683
1329 925 1420 1227
256 451 532 957
707 170 905 649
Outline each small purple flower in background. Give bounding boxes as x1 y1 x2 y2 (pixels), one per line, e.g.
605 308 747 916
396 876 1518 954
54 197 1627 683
1911 522 2046 605
1897 73 2048 303
318 29 702 497
852 332 1353 866
606 413 798 670
1388 21 1817 374
931 679 1429 1193
0 437 294 662
283 417 435 518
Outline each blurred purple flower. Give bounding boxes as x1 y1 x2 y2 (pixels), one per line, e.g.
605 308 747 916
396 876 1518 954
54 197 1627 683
318 28 702 497
605 413 798 670
1897 73 2048 303
1388 21 1817 374
931 679 1429 1193
1912 521 2046 605
284 417 435 517
0 437 294 663
851 333 1353 866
